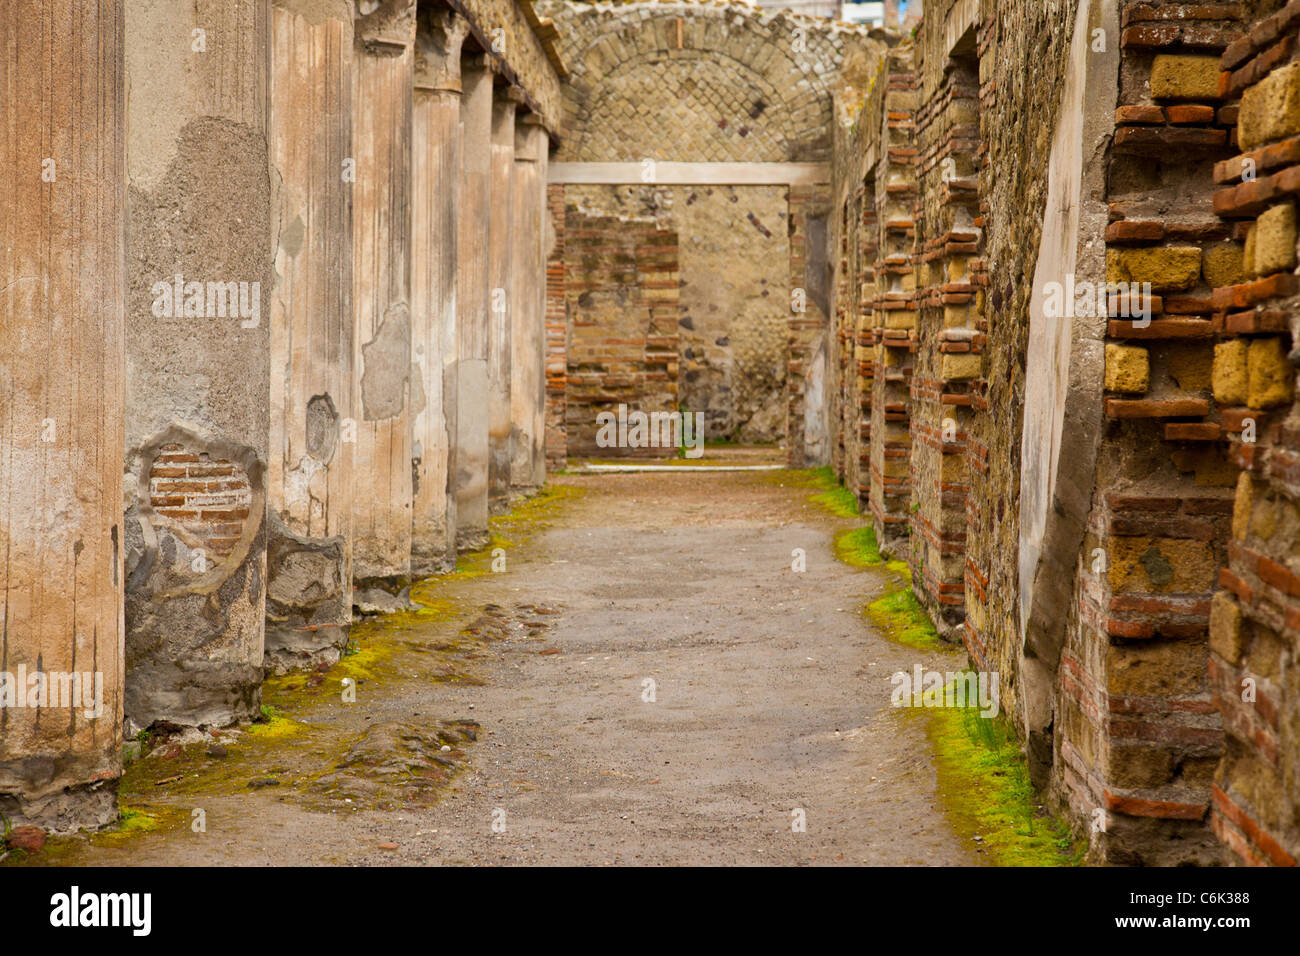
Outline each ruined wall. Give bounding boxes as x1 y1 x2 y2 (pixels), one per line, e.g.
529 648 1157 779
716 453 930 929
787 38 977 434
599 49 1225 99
0 0 125 830
827 0 1300 865
546 183 570 467
123 0 274 730
1061 0 1243 865
562 203 681 456
540 0 883 458
1209 0 1300 866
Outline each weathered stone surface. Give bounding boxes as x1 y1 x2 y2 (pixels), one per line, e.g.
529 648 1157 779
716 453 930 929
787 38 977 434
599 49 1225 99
1149 54 1222 100
0 0 125 832
268 0 355 671
123 0 274 730
1105 344 1150 394
1254 201 1297 275
1238 61 1300 150
352 2 415 579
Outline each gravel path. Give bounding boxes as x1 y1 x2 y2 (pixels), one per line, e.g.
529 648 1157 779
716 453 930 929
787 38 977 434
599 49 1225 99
41 470 972 866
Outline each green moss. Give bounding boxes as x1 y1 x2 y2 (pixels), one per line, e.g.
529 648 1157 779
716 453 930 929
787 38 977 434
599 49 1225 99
923 699 1085 867
781 465 861 518
867 584 941 651
835 526 883 567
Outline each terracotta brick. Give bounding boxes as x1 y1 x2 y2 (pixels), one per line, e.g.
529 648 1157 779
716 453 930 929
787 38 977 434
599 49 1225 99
1105 397 1211 418
1166 103 1217 124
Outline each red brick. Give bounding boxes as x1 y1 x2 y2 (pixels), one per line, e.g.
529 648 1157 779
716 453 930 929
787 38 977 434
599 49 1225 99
1106 220 1165 242
1105 791 1209 820
1212 784 1298 866
1166 104 1217 124
1105 398 1211 418
1116 104 1166 124
1165 422 1222 440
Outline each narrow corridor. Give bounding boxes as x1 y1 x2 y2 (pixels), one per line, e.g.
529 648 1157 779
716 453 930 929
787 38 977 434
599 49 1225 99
32 470 969 866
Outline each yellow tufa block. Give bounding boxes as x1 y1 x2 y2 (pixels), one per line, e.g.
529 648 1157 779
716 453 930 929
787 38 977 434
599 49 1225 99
1247 336 1294 409
1213 338 1249 406
1106 245 1202 291
1253 202 1297 276
1238 62 1300 150
1104 343 1149 393
1202 242 1248 289
1232 470 1254 541
1150 54 1223 100
1209 591 1244 665
940 352 981 381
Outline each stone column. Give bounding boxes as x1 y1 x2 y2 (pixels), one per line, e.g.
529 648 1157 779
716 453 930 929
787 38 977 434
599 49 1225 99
351 0 416 584
123 0 274 730
0 0 125 830
411 6 468 575
266 0 355 673
511 114 550 492
488 88 519 514
454 54 494 550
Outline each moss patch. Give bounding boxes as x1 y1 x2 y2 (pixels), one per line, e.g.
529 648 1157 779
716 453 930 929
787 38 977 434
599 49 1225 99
835 526 883 567
784 466 1076 866
923 700 1084 867
867 584 941 651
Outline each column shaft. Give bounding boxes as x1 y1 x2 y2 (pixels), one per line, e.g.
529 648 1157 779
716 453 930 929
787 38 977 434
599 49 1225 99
0 0 125 829
454 56 494 549
123 0 274 729
488 91 518 514
411 7 468 574
266 0 355 672
351 1 416 582
511 116 550 491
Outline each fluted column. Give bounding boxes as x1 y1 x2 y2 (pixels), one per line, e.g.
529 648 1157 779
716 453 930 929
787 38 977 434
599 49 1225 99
454 54 494 550
411 5 468 574
0 0 125 830
266 0 355 672
511 113 550 492
351 0 416 583
488 88 519 514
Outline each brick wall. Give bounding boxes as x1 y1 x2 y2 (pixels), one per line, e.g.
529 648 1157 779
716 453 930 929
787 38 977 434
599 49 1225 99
1208 0 1300 866
562 204 681 457
546 182 568 467
149 445 254 560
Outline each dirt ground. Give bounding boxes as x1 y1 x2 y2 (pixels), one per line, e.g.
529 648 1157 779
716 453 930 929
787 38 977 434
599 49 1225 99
27 468 974 866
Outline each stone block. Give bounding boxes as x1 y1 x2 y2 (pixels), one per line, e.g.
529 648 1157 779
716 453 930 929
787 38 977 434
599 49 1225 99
1150 54 1222 100
1202 242 1248 289
1105 343 1150 393
1213 338 1249 405
1106 245 1202 291
1254 202 1297 275
1238 62 1300 150
1232 470 1254 541
940 352 980 381
1209 590 1244 665
1247 336 1294 409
